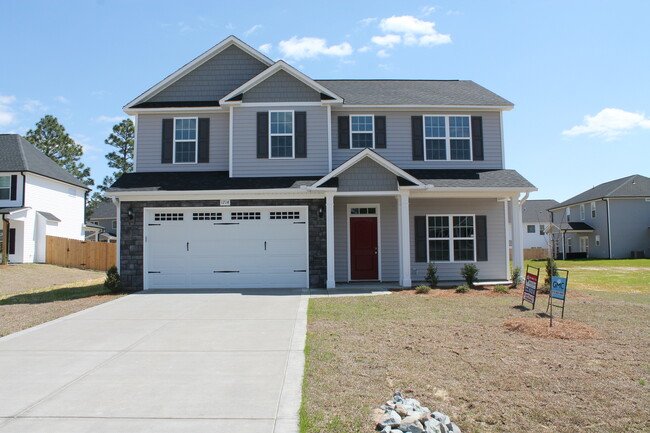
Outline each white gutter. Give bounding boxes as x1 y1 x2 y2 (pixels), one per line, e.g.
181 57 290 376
605 198 612 259
106 187 324 197
518 191 530 205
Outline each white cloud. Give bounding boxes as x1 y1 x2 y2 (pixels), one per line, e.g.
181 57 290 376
95 115 126 123
0 95 16 105
376 15 452 47
358 45 370 53
244 24 262 36
360 17 377 26
73 133 100 153
259 43 272 54
278 36 353 60
377 49 390 58
421 6 436 16
562 108 650 140
371 34 402 48
56 96 70 104
0 94 17 126
22 98 47 113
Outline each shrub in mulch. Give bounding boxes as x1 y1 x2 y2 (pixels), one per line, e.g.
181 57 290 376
504 318 598 340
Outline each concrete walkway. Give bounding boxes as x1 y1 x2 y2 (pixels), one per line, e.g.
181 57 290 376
0 289 308 433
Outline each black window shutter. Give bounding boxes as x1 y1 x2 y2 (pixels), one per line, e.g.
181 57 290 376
198 118 210 163
476 215 488 261
8 228 16 255
375 116 386 148
10 175 17 201
338 116 350 148
414 216 427 262
411 116 424 160
471 116 484 161
295 111 307 158
161 119 173 163
257 112 269 159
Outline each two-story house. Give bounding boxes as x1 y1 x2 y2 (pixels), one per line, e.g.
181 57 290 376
0 134 88 263
107 36 536 291
85 200 117 242
547 174 650 259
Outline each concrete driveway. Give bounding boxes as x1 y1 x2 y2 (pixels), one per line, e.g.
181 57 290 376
0 289 307 433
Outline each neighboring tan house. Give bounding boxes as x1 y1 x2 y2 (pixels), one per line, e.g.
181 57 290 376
547 174 650 259
107 36 536 291
0 134 89 263
86 200 117 242
507 199 558 257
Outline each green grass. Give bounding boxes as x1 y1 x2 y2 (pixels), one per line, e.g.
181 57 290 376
0 278 110 305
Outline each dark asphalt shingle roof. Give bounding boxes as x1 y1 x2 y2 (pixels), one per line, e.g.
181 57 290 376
36 211 61 222
0 206 29 214
0 134 88 189
551 222 595 232
405 169 535 189
89 200 117 219
550 174 650 209
522 199 558 222
315 80 513 106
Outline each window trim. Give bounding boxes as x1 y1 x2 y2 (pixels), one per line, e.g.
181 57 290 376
426 213 476 263
268 110 295 159
0 175 10 201
591 201 596 218
173 117 198 164
579 204 585 221
539 224 545 235
422 115 473 161
566 207 571 222
349 114 375 149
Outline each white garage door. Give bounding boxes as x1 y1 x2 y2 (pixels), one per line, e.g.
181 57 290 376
144 206 309 289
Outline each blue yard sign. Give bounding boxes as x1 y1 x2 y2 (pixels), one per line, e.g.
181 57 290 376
550 276 567 300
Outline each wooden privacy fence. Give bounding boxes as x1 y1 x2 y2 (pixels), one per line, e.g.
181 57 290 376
46 236 116 271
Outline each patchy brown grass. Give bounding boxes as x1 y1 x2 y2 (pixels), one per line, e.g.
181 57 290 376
302 291 650 433
0 263 104 295
504 318 598 340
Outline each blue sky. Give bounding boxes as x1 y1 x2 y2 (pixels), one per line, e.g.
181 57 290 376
1 0 648 201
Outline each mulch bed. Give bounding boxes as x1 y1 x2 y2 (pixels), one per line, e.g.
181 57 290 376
504 317 599 340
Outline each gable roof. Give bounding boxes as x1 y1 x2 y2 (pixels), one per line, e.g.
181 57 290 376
221 61 342 104
88 200 116 219
125 36 273 110
315 80 513 107
549 174 650 210
0 134 88 189
521 199 558 222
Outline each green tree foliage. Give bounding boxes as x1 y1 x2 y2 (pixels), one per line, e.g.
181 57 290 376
104 119 134 178
25 115 94 186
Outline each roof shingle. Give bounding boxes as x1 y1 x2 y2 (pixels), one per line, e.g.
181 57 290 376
550 174 650 209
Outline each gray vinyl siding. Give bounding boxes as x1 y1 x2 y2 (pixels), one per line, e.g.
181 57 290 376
338 158 397 191
135 112 228 172
410 198 507 282
232 105 329 177
334 196 399 282
89 218 116 233
331 110 503 169
609 198 650 258
147 45 267 103
242 70 321 103
550 200 611 258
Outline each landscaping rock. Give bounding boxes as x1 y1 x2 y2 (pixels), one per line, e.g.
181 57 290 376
399 416 424 432
432 412 450 425
424 418 445 433
379 410 402 429
395 403 409 417
409 407 432 422
374 393 461 433
372 408 387 425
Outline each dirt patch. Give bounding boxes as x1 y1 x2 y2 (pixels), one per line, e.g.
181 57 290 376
0 264 104 295
504 318 598 340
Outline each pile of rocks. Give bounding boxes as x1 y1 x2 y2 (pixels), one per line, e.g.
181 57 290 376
372 392 461 433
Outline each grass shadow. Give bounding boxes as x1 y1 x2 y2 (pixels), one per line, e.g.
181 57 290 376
0 283 111 305
512 305 531 311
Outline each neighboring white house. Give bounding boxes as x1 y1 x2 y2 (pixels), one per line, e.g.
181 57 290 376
0 134 89 263
507 199 558 252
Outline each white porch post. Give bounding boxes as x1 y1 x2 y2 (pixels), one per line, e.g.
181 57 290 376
325 192 336 289
398 191 412 287
511 195 524 271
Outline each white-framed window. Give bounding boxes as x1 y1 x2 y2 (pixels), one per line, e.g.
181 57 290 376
173 117 198 164
0 176 11 200
595 235 601 246
566 207 571 222
580 204 585 221
591 202 596 218
423 115 472 161
90 220 99 225
427 215 475 262
269 111 294 158
112 220 117 229
567 237 573 253
350 115 374 148
539 224 545 235
527 224 536 233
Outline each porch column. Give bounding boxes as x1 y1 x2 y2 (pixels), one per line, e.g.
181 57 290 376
325 192 336 289
511 196 524 271
398 191 412 287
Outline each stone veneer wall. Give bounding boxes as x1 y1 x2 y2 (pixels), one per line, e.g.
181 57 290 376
119 198 327 291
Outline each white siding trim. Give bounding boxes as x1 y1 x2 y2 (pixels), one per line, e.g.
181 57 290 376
229 105 234 177
327 104 332 172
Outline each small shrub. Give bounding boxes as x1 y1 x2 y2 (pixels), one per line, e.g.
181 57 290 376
415 285 431 294
104 266 123 293
455 285 470 294
539 284 550 294
511 266 522 288
544 257 558 287
494 285 510 294
460 263 479 288
425 263 439 289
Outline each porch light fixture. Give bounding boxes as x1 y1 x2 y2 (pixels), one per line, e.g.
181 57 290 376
127 208 134 220
318 206 324 219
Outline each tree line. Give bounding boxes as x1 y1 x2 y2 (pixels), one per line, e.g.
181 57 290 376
25 115 134 213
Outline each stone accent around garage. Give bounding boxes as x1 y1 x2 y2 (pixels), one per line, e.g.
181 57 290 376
119 198 327 291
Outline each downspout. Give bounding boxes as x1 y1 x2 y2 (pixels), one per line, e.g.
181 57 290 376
604 198 612 259
1 214 8 265
111 197 120 273
21 172 26 207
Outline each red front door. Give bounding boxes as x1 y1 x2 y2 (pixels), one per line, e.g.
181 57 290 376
350 217 378 280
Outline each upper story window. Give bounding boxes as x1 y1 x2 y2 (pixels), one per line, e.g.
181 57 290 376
566 207 571 222
424 115 472 161
0 176 10 200
579 204 586 220
174 118 198 164
427 215 475 262
269 111 294 158
591 202 596 218
539 224 545 235
527 225 536 233
350 115 374 148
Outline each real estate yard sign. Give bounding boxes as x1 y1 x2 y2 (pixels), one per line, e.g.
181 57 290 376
522 265 540 309
547 270 570 325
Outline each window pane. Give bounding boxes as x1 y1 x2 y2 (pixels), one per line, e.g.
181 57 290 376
450 139 471 160
449 116 470 138
351 115 373 132
453 216 474 238
271 112 293 134
175 141 196 163
425 139 446 160
429 240 450 261
428 216 449 238
351 133 373 148
175 118 196 140
453 240 474 261
0 190 8 200
527 225 536 233
271 135 293 158
0 177 9 188
424 116 445 138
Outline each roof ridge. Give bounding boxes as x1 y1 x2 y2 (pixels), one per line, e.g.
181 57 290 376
315 79 463 82
17 135 29 171
603 175 637 197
